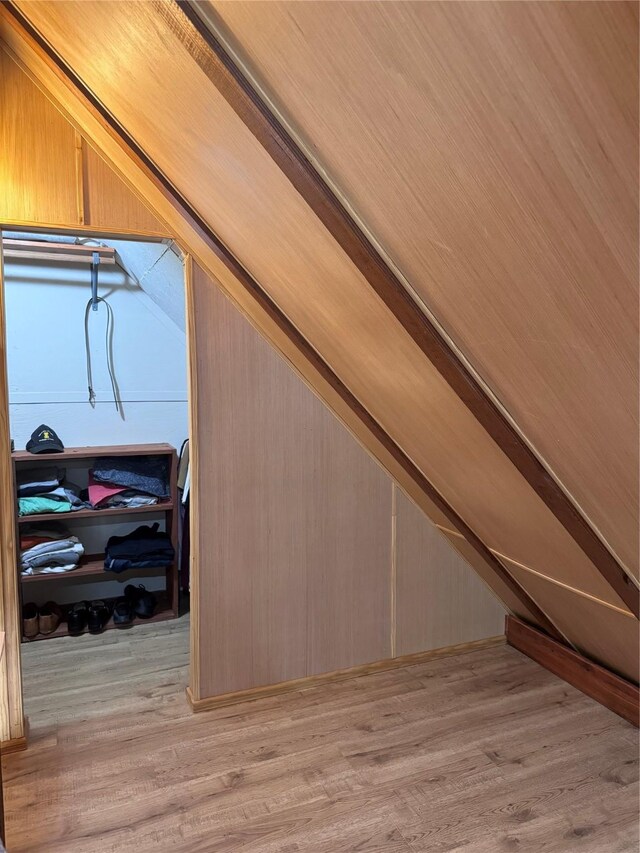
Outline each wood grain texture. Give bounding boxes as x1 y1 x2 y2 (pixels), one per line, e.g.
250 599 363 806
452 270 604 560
7 0 633 625
507 616 639 727
0 46 77 224
504 562 639 684
395 488 505 656
190 263 392 696
0 241 24 743
182 0 635 616
187 636 507 713
209 0 640 579
82 141 169 235
4 617 639 852
0 6 562 636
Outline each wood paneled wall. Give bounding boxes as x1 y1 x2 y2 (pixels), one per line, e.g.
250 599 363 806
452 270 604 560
210 0 639 577
188 262 505 700
0 46 168 235
5 0 637 685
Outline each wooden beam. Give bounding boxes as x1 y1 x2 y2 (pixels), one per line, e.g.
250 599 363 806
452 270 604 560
176 0 638 619
506 615 639 727
0 2 567 642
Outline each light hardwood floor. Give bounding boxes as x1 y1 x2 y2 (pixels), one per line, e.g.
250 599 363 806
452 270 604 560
3 616 638 852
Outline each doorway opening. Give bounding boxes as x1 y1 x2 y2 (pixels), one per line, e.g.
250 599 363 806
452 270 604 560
1 226 192 729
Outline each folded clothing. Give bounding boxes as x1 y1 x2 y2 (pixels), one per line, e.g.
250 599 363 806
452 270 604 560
91 456 170 499
87 473 159 509
19 496 71 516
17 467 65 496
16 471 89 516
104 522 174 574
20 522 84 575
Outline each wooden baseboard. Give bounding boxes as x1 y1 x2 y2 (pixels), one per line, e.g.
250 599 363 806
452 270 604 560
187 634 506 713
506 616 639 727
1 734 27 755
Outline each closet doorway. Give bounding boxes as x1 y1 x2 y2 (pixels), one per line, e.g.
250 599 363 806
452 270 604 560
0 226 193 740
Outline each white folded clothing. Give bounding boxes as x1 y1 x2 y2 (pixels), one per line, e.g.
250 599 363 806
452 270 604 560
21 562 80 576
21 542 84 570
21 536 81 561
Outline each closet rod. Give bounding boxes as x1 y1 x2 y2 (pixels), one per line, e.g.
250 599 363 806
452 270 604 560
2 239 116 265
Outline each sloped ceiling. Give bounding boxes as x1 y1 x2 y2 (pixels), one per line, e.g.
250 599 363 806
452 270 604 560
206 0 639 577
4 0 638 681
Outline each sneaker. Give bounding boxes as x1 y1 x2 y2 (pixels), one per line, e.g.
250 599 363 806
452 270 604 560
124 584 157 619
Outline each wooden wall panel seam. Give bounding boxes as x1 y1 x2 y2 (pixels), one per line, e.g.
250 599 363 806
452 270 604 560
437 524 634 618
176 0 638 618
0 3 563 640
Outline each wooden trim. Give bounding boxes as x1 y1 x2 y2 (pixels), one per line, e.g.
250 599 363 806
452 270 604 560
175 1 637 619
506 616 639 727
0 240 24 744
390 482 397 658
187 635 507 712
0 3 564 642
2 238 116 265
0 218 169 241
184 255 201 702
0 733 27 755
74 130 85 225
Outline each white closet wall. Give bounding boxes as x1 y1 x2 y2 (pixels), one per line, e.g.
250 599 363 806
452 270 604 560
4 236 188 452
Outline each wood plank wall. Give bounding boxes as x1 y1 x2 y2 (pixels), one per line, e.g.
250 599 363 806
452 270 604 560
188 263 505 700
4 1 637 684
0 47 168 235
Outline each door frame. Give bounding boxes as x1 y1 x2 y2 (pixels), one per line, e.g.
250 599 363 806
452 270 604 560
0 220 195 749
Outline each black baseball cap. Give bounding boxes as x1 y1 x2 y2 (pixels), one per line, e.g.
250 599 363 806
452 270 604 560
26 424 65 454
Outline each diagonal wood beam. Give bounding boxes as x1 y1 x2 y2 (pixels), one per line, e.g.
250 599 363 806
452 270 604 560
0 1 566 640
175 0 639 619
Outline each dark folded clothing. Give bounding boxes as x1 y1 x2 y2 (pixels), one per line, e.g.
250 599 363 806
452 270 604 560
104 523 174 573
91 456 170 499
105 556 173 574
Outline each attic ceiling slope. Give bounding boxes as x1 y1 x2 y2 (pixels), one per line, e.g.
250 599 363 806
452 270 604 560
204 0 639 583
0 6 557 638
6 0 639 679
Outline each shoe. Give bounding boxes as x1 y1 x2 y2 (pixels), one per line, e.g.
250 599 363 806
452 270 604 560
112 598 134 628
87 600 111 634
22 602 39 639
38 601 62 635
124 584 157 619
67 601 89 636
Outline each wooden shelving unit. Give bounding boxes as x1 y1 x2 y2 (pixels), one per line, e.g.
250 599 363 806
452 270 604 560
14 443 179 642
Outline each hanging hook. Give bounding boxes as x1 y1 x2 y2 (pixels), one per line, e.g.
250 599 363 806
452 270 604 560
91 251 100 310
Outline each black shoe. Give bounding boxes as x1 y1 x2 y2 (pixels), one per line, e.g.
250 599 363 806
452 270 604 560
67 601 89 636
112 598 134 628
124 584 157 619
87 600 111 634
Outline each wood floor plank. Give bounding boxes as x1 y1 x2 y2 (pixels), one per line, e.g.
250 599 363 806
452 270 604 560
3 615 637 852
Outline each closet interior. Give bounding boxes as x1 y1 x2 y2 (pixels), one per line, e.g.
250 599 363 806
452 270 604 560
2 229 190 642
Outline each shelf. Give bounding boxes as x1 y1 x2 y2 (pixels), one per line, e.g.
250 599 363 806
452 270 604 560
22 594 175 642
21 555 173 583
18 501 172 525
12 443 175 463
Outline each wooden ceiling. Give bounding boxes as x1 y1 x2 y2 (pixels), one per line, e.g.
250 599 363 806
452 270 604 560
2 0 638 681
